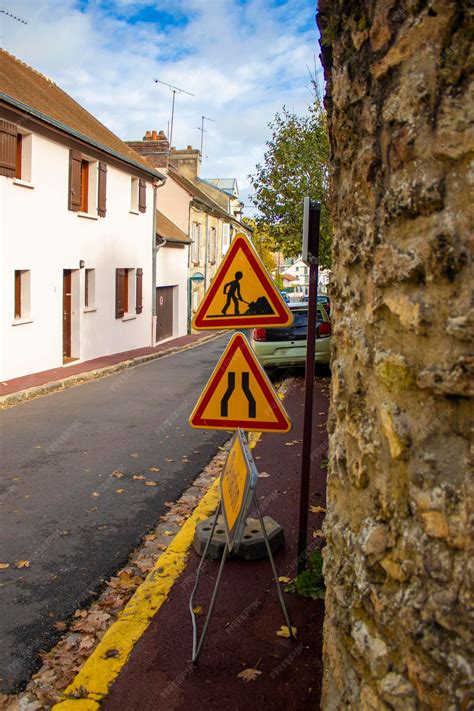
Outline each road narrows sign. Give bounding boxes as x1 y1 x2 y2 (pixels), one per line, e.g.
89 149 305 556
189 333 292 433
192 232 293 330
220 430 258 551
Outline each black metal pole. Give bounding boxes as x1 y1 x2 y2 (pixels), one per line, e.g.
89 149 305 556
297 200 320 574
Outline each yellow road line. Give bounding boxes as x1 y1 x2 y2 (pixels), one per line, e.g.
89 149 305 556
53 479 221 708
53 379 291 709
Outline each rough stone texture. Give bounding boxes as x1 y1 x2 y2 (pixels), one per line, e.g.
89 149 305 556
317 1 473 709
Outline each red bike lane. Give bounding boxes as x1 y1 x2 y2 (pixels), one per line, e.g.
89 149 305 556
103 374 330 711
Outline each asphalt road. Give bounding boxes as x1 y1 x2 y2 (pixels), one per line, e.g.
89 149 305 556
0 334 232 693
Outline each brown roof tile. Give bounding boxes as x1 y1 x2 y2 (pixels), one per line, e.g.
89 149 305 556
156 211 191 244
0 49 163 178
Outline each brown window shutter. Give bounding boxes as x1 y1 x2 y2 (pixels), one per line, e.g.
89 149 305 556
68 149 82 211
0 120 17 178
138 179 146 213
98 162 107 217
116 268 125 318
136 268 143 314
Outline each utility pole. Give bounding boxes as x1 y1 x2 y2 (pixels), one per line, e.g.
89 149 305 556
154 78 195 148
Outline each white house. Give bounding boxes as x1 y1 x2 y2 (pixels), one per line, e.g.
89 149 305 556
0 49 166 381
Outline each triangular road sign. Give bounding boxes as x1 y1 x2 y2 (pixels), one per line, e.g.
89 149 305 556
192 232 293 330
189 333 292 433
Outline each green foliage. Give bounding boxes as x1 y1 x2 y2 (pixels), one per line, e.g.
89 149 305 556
242 217 277 275
285 548 325 600
249 97 331 267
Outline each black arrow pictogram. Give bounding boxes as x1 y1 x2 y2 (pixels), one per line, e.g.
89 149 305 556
220 371 256 418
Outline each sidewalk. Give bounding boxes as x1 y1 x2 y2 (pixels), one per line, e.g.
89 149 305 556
0 332 221 408
57 374 330 710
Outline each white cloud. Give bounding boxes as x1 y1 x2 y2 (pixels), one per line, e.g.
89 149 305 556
3 0 322 210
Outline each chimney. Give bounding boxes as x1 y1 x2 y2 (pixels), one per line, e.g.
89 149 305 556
168 145 201 179
127 130 170 168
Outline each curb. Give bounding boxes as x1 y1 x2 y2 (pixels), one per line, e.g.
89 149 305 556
51 379 293 709
0 332 225 411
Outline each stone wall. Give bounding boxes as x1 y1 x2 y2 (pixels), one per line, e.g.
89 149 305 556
317 1 473 708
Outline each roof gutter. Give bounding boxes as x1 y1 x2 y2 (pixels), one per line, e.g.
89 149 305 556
0 92 166 181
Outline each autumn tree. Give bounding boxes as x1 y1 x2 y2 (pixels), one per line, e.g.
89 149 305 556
249 97 331 266
242 218 277 275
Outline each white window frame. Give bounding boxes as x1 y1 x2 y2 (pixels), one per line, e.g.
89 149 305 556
130 177 139 213
13 269 31 324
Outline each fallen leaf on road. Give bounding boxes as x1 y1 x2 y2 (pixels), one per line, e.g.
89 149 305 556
15 560 30 569
0 563 10 570
74 609 87 618
133 475 145 481
78 636 96 653
284 442 296 446
88 507 98 513
165 458 174 463
145 481 157 487
73 610 111 634
312 529 326 539
164 501 173 507
130 453 139 458
111 471 124 479
148 467 161 472
278 576 291 583
53 621 67 631
276 625 297 638
192 605 203 615
144 534 156 541
164 530 174 536
156 543 167 550
92 492 100 497
237 668 262 682
258 472 271 478
115 489 124 494
309 506 326 513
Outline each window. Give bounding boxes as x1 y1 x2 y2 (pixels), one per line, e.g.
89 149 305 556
80 160 89 212
222 223 231 255
0 121 33 182
85 269 95 308
14 270 31 320
116 268 141 318
131 177 139 212
69 151 106 217
209 227 217 264
191 223 200 264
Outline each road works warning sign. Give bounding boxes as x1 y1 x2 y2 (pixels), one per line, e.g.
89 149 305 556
192 233 293 330
189 333 292 433
220 430 258 551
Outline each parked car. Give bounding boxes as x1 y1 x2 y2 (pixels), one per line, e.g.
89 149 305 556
279 290 290 303
250 302 331 368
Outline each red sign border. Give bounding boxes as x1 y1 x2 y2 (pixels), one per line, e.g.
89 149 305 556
189 333 291 432
192 234 292 329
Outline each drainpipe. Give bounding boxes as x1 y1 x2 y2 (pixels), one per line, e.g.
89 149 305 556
152 178 166 346
204 211 209 291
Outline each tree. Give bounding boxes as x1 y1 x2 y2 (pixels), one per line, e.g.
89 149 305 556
249 97 331 267
242 218 277 276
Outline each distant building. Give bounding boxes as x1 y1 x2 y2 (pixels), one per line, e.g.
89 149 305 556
0 50 165 381
128 134 251 328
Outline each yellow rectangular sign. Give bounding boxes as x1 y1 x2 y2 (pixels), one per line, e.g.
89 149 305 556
220 430 258 551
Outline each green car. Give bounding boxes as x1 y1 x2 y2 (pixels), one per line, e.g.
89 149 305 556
250 303 331 368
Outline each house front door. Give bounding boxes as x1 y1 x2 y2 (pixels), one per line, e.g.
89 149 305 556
63 269 72 360
156 286 174 342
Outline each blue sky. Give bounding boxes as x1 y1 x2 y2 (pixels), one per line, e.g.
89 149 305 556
3 0 322 211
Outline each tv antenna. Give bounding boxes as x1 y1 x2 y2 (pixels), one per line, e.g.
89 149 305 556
154 78 195 149
195 115 215 162
0 9 28 24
